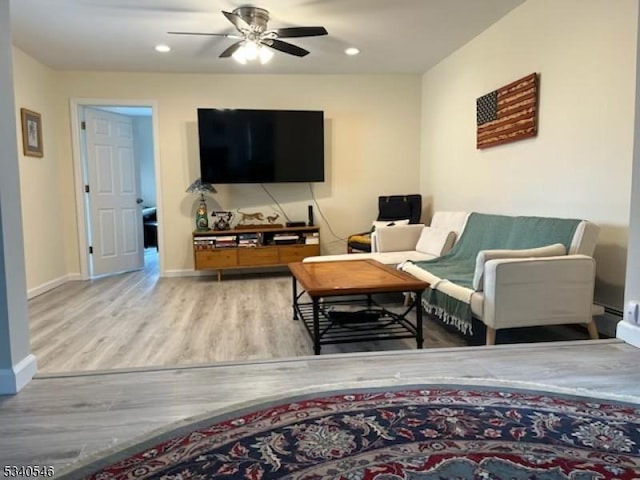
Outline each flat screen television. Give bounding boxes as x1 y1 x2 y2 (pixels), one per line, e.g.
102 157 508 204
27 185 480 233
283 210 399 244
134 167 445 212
197 108 325 184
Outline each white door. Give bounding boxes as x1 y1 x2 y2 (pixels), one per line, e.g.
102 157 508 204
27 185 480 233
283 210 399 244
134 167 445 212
85 108 144 276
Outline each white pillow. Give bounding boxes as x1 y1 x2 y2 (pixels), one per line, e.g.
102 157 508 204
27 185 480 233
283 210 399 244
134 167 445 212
415 227 457 256
472 243 567 291
372 219 410 231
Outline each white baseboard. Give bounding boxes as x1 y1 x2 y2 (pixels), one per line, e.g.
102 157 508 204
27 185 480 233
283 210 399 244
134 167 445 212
617 320 640 348
0 354 37 395
27 273 85 299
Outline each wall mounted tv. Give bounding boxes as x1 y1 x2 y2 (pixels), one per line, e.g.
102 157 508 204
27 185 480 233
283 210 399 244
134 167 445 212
197 108 325 184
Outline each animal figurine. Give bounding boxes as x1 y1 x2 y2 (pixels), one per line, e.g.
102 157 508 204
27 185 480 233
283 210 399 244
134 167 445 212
267 213 280 224
236 210 265 224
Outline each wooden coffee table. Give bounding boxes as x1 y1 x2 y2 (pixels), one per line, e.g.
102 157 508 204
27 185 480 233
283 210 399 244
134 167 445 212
289 259 430 354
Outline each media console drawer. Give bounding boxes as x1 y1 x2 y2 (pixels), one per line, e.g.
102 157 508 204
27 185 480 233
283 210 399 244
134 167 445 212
195 249 237 269
238 247 279 266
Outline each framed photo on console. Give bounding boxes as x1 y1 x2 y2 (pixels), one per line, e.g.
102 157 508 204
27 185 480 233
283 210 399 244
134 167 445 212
20 108 43 157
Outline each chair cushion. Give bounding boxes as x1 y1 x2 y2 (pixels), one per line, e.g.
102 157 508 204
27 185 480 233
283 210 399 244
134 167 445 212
415 227 457 257
349 234 371 244
348 234 372 253
472 243 567 291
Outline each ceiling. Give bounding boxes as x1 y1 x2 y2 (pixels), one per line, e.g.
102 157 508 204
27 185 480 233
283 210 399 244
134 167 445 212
10 0 525 75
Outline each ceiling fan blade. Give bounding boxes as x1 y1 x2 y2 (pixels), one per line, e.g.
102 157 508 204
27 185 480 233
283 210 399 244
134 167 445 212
274 26 328 38
264 39 310 57
219 41 243 58
222 10 250 32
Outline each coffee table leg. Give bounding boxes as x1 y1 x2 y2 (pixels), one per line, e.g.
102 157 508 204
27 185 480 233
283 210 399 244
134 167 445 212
415 289 424 349
292 275 299 320
313 297 321 355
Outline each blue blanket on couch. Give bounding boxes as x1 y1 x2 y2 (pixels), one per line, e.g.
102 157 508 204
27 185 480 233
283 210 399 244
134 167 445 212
410 213 581 334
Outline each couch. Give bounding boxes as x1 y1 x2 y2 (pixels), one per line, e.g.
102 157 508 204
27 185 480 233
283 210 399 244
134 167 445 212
399 212 600 345
305 211 600 346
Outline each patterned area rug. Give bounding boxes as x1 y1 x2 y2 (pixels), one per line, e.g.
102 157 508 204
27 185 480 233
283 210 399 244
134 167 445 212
63 385 640 479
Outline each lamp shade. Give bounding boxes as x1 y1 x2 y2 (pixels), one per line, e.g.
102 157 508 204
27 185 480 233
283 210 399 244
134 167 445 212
186 178 217 194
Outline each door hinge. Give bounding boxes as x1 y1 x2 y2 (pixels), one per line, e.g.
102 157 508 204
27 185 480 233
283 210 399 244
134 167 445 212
84 185 90 193
89 246 93 254
81 120 86 130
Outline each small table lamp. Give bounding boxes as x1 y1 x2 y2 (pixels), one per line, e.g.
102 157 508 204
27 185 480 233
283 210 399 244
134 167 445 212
186 178 217 231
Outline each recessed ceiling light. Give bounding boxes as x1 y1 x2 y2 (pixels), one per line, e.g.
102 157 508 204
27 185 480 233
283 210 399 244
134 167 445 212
155 44 171 53
345 47 360 56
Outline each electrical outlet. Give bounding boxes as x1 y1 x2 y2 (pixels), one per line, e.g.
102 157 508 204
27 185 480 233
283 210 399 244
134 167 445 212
626 301 640 325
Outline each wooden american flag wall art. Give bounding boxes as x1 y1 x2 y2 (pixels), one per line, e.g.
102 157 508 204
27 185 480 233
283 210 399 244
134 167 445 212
476 72 539 149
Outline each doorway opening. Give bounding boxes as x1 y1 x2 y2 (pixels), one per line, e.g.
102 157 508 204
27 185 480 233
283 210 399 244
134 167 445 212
70 99 163 279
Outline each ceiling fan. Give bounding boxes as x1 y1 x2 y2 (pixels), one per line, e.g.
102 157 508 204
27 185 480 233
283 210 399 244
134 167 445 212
168 6 328 63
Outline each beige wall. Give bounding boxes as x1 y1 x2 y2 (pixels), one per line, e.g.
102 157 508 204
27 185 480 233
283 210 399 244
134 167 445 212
33 70 421 277
12 48 68 295
420 0 638 309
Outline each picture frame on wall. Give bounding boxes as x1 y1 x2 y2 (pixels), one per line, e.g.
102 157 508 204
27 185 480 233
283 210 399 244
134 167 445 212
20 108 43 157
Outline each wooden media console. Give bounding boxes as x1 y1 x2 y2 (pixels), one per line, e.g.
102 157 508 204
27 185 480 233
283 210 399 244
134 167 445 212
193 225 320 280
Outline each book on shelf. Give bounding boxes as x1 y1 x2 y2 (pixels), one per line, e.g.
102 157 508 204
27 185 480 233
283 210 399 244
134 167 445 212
273 234 299 240
238 239 259 247
302 232 319 242
213 235 236 242
238 233 259 240
193 239 215 250
214 240 237 248
274 239 298 245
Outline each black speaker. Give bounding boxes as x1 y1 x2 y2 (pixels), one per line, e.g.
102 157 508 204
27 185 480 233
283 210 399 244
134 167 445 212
308 205 314 226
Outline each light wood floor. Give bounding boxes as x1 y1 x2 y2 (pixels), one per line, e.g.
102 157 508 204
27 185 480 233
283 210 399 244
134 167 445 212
28 251 592 373
5 251 625 472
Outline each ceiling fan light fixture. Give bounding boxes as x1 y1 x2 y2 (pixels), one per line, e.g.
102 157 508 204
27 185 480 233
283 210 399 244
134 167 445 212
232 41 273 65
244 41 259 61
259 46 274 64
345 47 360 56
232 46 248 64
155 44 171 53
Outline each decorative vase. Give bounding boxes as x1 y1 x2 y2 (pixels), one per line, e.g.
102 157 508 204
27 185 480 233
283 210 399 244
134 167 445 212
195 195 209 231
